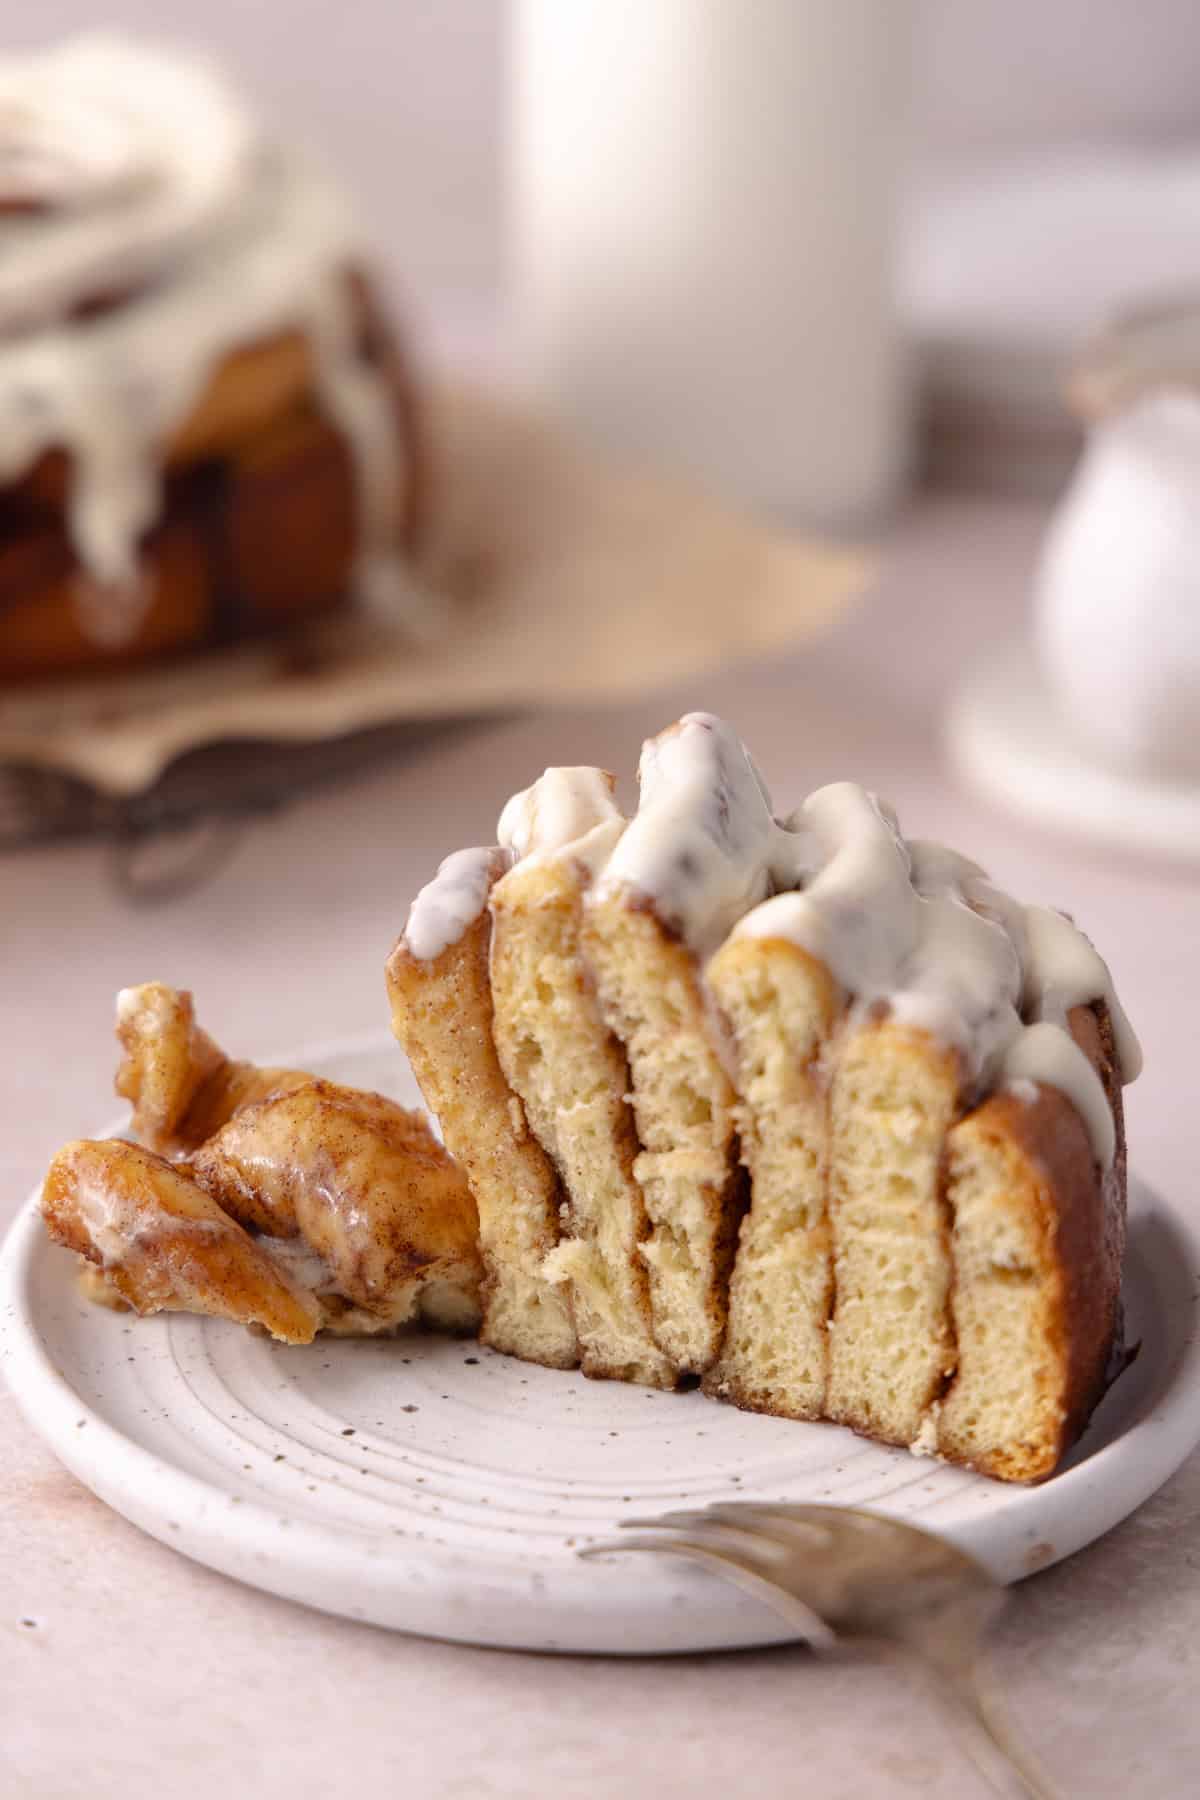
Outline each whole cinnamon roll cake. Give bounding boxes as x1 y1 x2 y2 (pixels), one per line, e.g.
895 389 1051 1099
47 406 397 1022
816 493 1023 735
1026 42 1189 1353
0 34 428 683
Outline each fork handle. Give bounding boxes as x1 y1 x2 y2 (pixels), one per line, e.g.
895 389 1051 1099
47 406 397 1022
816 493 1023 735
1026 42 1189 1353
888 1634 1057 1800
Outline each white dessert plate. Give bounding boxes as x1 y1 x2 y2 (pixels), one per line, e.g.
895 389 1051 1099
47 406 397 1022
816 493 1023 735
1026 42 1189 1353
3 1032 1199 1655
948 639 1200 865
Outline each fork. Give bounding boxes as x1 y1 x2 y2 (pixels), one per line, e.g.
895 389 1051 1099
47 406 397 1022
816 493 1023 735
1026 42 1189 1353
580 1503 1053 1800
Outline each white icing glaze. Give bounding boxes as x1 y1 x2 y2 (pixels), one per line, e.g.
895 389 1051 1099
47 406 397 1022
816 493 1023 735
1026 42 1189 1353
404 766 631 966
1018 904 1142 1083
736 787 1024 1073
256 1232 336 1297
1000 1022 1116 1168
0 35 419 643
404 767 629 964
731 778 1140 1166
402 846 509 964
737 784 911 978
0 36 255 331
591 712 801 957
406 715 1140 1166
65 1155 223 1268
497 764 625 876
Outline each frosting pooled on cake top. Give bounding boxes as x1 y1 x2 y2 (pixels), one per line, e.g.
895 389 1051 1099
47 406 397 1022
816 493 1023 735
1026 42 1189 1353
591 713 802 957
497 765 625 875
0 33 419 644
733 780 1139 1165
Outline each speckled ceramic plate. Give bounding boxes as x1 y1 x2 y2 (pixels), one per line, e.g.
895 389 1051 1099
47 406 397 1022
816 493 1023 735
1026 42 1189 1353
3 1032 1199 1654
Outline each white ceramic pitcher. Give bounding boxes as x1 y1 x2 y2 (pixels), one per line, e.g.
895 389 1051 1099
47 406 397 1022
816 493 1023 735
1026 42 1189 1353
1037 388 1200 780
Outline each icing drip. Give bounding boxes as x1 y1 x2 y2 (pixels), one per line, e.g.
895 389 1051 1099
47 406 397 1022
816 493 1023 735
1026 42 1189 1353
304 272 428 637
402 846 510 964
890 841 1025 1081
0 36 420 643
404 766 631 965
1018 904 1142 1083
999 1023 1116 1167
404 767 628 964
592 712 801 956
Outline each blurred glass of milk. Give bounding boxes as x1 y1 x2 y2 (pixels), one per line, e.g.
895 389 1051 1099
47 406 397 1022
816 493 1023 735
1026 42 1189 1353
509 0 913 528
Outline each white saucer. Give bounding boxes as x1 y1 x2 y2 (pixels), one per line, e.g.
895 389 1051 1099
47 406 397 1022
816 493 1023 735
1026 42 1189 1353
3 1033 1199 1655
947 640 1200 864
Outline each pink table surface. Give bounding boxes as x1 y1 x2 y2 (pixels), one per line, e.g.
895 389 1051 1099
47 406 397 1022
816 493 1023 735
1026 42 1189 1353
3 495 1198 1799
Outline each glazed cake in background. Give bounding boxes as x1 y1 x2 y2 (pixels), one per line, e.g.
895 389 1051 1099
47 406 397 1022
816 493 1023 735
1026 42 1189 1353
0 35 427 685
389 713 1140 1482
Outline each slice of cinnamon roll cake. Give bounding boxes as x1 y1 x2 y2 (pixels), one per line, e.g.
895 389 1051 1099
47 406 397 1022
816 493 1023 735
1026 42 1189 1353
387 712 1140 1481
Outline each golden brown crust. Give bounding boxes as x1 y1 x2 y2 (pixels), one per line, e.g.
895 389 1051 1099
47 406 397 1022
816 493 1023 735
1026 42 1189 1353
191 1078 483 1325
1021 1003 1125 1462
386 913 580 1370
115 981 307 1156
938 1002 1126 1481
42 1138 321 1344
165 330 316 469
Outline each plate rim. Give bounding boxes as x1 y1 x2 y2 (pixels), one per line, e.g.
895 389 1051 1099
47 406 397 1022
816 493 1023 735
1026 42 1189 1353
4 1028 1200 1654
947 637 1200 864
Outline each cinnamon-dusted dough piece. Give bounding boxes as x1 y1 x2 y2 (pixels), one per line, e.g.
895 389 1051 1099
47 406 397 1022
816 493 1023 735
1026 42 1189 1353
92 981 483 1336
489 768 676 1387
42 1137 321 1344
192 1079 483 1335
115 980 309 1156
386 850 579 1369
